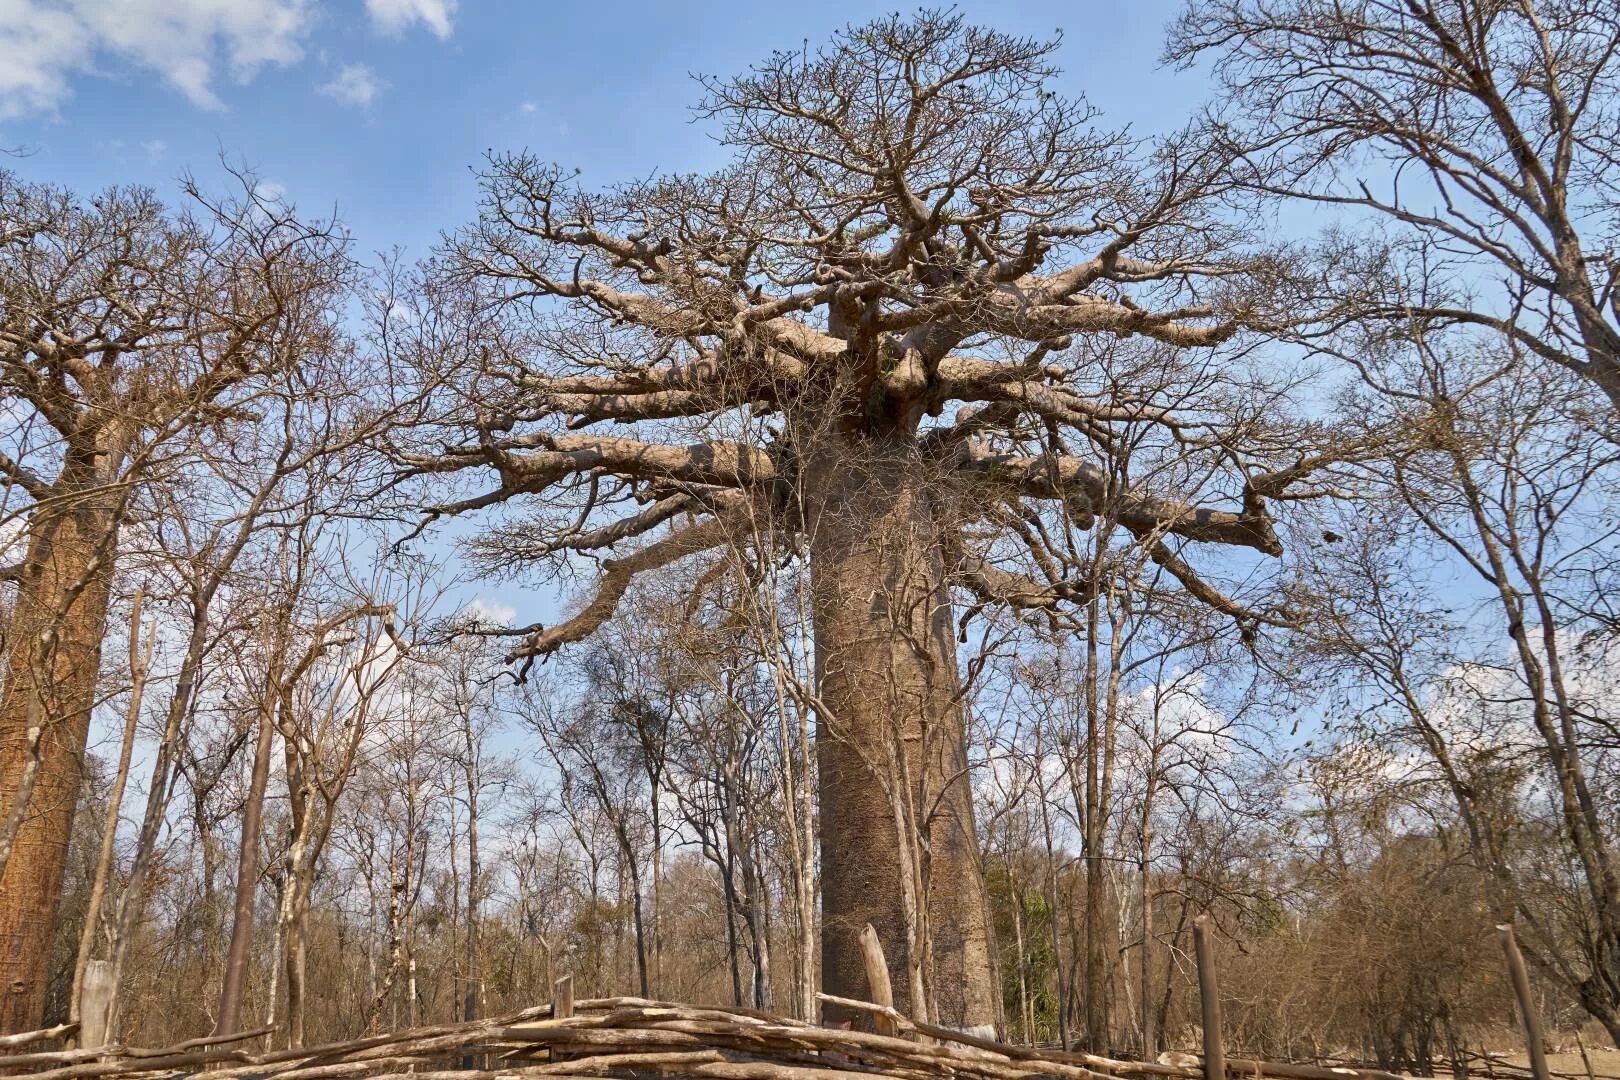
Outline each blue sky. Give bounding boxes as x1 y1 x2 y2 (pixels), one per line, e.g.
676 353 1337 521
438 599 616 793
4 2 1489 780
1 1 1206 263
1 0 1214 629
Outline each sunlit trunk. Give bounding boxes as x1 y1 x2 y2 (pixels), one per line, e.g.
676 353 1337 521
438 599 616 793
806 425 998 1033
0 447 123 1033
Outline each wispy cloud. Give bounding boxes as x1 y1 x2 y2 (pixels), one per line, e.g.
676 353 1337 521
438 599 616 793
365 0 456 39
0 0 459 119
0 0 309 118
463 596 517 626
319 64 387 108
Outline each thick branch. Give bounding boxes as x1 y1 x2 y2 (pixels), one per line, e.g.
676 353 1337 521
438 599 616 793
414 433 781 497
933 358 1188 433
0 451 52 500
509 514 738 660
953 447 1281 554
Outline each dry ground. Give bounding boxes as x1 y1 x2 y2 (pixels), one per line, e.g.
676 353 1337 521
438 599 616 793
1502 1048 1620 1078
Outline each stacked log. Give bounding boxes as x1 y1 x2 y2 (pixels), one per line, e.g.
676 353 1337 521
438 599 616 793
0 998 1447 1080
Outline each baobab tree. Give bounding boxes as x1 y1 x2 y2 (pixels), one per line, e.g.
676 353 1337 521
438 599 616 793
407 13 1324 1032
0 172 350 1033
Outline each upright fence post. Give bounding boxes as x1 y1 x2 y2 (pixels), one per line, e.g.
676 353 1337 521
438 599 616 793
1192 914 1225 1080
1498 924 1550 1080
77 960 115 1051
550 973 575 1066
858 923 900 1037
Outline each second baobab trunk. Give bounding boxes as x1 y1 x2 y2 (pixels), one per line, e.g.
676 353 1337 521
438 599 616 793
0 472 122 1033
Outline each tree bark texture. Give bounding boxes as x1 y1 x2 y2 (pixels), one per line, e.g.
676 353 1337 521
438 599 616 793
0 469 120 1033
806 427 998 1034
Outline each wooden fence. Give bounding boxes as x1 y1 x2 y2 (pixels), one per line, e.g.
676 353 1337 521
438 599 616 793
0 918 1580 1080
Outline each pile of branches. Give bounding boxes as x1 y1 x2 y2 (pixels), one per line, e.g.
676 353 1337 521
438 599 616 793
0 998 1433 1080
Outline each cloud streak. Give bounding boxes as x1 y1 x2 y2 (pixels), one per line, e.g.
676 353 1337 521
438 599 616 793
319 64 387 107
0 0 310 117
364 0 456 39
0 0 456 118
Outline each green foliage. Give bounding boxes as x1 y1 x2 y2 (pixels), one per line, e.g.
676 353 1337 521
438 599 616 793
985 862 1061 1042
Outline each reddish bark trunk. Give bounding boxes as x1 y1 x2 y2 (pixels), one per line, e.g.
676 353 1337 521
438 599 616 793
0 494 117 1033
805 427 998 1033
215 690 278 1035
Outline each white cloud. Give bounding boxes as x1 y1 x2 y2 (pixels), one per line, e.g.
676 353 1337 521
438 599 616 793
364 0 454 38
0 0 462 119
463 596 517 626
141 138 165 160
253 179 287 203
0 0 312 117
519 101 536 113
0 2 85 117
318 63 386 107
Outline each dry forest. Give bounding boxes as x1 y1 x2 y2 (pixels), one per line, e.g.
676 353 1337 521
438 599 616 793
1 5 1618 1080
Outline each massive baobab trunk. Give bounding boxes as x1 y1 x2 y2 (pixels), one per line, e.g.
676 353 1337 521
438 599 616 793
0 476 120 1032
806 428 998 1031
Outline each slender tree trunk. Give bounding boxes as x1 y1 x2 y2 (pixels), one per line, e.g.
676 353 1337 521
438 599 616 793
367 849 409 1032
261 872 284 1042
1139 785 1156 1057
106 585 216 1034
462 733 480 1026
405 952 416 1029
1038 755 1071 1050
647 773 661 1000
619 833 650 999
0 473 120 1033
720 843 744 1008
805 427 998 1034
751 837 773 1012
1009 872 1032 1043
461 798 478 1067
761 586 819 1020
69 594 151 1031
282 874 311 1047
215 688 279 1034
1078 599 1116 1052
794 701 817 1020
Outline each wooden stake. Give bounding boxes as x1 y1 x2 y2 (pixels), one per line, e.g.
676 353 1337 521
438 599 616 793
548 973 575 1066
552 974 574 1020
1498 924 1549 1080
1192 914 1225 1080
859 923 900 1037
78 960 116 1051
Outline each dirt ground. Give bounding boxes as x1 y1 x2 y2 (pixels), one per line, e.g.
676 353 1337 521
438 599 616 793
1502 1048 1620 1079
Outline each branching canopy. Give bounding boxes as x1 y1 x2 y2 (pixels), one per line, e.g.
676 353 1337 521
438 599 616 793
403 12 1345 656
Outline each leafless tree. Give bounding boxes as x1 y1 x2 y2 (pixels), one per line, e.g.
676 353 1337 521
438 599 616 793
1169 0 1620 408
1305 332 1620 1042
401 12 1332 1031
0 169 352 1033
